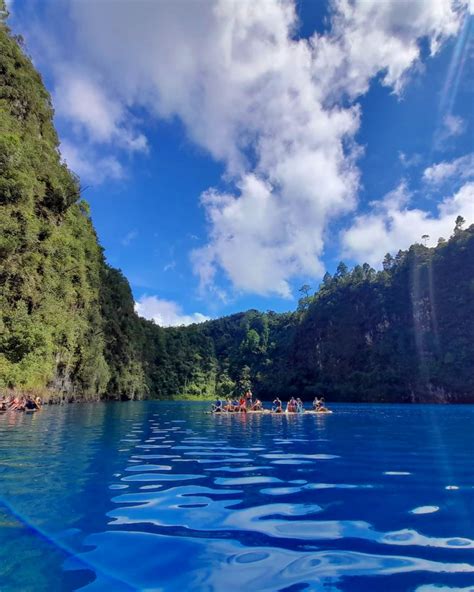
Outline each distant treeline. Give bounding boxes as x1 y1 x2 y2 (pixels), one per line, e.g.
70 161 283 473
143 222 474 404
1 12 473 403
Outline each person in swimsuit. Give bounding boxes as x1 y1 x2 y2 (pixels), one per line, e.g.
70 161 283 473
245 390 253 407
286 397 297 413
251 398 263 411
296 398 304 413
272 397 283 413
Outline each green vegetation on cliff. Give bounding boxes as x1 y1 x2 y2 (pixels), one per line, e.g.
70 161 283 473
143 224 474 403
1 11 472 403
0 13 148 400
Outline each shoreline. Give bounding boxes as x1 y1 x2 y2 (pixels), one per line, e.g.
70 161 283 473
0 389 474 407
2 388 473 406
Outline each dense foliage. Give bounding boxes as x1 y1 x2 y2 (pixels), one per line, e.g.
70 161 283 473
0 13 147 401
1 11 472 403
144 223 474 403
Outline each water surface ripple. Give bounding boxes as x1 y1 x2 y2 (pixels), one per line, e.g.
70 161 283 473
1 402 473 591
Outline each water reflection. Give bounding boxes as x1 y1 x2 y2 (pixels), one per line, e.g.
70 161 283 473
1 402 474 591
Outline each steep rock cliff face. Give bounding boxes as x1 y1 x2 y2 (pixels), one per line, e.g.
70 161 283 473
287 230 474 403
0 14 147 401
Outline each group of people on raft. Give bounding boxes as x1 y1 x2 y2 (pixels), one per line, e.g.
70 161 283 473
0 394 43 413
211 390 329 414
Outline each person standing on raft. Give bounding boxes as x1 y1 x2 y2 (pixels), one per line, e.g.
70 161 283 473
245 389 253 407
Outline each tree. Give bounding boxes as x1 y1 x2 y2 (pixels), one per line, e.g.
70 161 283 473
297 284 313 312
322 272 332 287
216 370 235 399
335 261 349 278
242 329 260 353
454 216 465 235
299 284 311 298
238 365 252 393
421 234 429 246
383 253 394 271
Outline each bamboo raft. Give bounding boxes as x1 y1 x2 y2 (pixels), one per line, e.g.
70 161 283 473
208 408 333 415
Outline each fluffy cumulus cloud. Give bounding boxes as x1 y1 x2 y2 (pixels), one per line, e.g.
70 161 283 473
342 181 474 265
54 71 148 151
423 152 474 185
24 0 469 295
134 296 210 327
310 0 465 97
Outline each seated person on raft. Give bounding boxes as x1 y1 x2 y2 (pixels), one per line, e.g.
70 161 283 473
223 398 233 412
212 398 223 412
272 397 283 413
24 397 40 411
313 396 329 412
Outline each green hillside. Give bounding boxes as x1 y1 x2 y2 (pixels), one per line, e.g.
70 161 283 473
0 11 149 401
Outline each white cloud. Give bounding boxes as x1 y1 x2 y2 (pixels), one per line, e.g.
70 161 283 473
423 153 474 185
54 71 148 151
442 114 466 137
134 296 210 327
60 141 124 184
311 0 465 98
342 181 474 265
21 0 469 295
434 113 467 149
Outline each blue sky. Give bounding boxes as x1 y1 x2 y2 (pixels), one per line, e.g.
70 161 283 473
7 0 473 325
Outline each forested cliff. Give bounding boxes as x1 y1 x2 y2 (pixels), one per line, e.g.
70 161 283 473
0 12 149 401
142 224 474 404
1 13 473 403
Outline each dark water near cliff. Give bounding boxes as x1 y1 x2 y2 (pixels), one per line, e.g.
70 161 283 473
0 401 473 591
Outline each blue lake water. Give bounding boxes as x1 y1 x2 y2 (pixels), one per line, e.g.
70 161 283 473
0 401 473 591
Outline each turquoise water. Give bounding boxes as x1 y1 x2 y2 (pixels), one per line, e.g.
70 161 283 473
0 402 473 591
